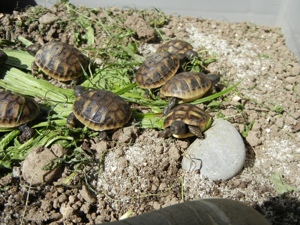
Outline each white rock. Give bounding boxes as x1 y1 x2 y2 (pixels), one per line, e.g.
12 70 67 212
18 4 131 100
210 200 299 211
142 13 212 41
182 119 246 180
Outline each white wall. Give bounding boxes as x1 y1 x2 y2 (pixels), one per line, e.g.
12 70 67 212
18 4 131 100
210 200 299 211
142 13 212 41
35 0 300 61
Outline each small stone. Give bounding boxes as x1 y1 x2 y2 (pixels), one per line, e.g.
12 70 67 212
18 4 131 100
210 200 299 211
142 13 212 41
246 131 262 147
0 173 12 186
153 201 161 210
69 195 76 204
155 145 164 154
79 184 96 204
182 119 246 180
12 166 21 178
115 147 124 157
159 183 167 191
58 193 67 203
80 202 91 214
39 13 59 24
168 144 181 161
124 15 157 41
22 146 66 185
112 126 139 143
60 203 74 220
118 157 128 173
92 140 109 155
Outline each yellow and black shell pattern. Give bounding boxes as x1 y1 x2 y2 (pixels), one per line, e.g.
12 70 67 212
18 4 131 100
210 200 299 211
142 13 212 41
164 103 212 138
34 42 89 81
0 91 39 128
73 89 131 131
136 52 180 89
156 40 197 61
160 72 212 102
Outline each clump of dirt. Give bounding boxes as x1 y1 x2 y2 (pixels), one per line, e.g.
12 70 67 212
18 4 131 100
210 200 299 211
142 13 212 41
0 1 299 225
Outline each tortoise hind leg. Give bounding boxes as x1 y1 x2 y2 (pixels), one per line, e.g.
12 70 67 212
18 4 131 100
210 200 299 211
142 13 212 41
188 125 204 139
163 97 178 116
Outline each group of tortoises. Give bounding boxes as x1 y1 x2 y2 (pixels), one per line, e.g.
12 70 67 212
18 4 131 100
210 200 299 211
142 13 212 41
0 39 219 141
136 40 220 138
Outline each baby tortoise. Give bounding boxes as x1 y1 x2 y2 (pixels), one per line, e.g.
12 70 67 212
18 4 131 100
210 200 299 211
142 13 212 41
0 91 40 142
162 103 212 139
160 72 220 115
67 86 131 139
28 42 89 82
0 50 8 65
156 40 198 62
136 52 180 90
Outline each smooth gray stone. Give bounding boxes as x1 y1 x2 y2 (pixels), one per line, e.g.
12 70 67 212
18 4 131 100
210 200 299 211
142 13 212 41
182 119 246 180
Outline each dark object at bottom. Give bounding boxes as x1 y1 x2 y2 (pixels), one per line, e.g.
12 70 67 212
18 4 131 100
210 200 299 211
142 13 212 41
100 198 270 225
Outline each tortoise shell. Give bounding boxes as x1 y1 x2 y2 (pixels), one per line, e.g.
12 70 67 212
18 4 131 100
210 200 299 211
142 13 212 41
0 50 8 65
160 72 213 102
0 91 39 128
33 42 89 81
164 103 212 138
72 88 131 131
136 52 180 89
156 40 198 61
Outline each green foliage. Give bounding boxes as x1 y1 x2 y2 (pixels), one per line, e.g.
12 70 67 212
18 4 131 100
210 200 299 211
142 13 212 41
270 171 298 194
0 3 238 170
241 121 254 138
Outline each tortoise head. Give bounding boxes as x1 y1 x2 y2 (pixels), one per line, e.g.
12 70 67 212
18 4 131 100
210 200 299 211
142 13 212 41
74 86 87 97
185 49 198 60
27 43 42 56
170 120 188 136
207 74 221 85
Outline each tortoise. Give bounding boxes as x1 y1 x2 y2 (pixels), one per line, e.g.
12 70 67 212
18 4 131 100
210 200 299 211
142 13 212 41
0 50 8 65
136 52 180 90
162 103 212 139
28 42 89 82
67 86 131 138
156 40 198 62
160 72 220 115
0 91 40 142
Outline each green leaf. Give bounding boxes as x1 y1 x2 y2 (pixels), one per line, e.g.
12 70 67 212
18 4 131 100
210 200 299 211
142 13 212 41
270 171 298 194
85 26 95 45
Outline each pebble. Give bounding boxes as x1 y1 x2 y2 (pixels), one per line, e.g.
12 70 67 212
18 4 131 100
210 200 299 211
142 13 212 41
38 13 59 24
79 184 96 204
22 145 67 185
181 119 246 180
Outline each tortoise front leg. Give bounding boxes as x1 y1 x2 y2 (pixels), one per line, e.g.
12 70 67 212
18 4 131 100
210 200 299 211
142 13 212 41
18 124 35 143
31 61 39 77
188 125 204 139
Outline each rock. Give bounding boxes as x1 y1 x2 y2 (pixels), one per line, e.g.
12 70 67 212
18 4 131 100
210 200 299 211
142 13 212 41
22 145 67 185
124 15 157 42
79 184 96 204
168 144 181 161
246 130 262 147
38 13 59 24
182 119 246 180
112 126 139 143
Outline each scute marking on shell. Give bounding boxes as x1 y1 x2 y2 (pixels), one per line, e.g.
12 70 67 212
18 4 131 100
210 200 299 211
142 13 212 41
73 89 131 131
156 40 195 60
136 52 180 89
0 91 39 128
34 42 89 81
164 104 211 129
160 72 212 101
